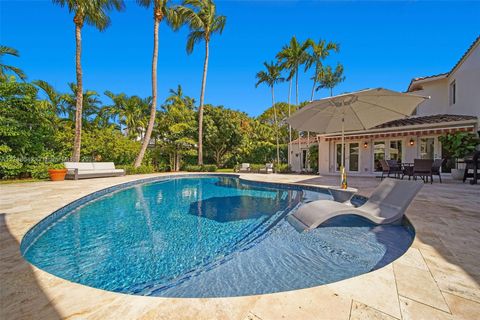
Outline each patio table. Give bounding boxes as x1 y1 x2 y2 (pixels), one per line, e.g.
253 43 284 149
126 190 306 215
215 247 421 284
401 163 414 180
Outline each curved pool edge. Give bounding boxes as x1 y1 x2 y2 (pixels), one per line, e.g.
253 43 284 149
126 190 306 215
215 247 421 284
20 173 368 256
12 173 417 303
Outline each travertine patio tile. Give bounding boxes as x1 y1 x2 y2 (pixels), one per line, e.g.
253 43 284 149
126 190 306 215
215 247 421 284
393 263 450 312
242 312 262 320
327 264 400 319
1 173 479 320
443 292 480 320
399 296 453 320
349 301 397 320
420 249 480 302
394 248 428 271
249 286 351 320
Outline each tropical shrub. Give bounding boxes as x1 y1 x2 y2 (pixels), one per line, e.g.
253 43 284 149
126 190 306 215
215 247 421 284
27 163 51 179
0 155 23 179
438 132 479 159
438 132 480 169
117 164 156 175
275 163 291 173
81 127 142 164
309 144 319 173
183 164 217 172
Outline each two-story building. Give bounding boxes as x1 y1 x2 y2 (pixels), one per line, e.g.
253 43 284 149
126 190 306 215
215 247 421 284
289 36 479 175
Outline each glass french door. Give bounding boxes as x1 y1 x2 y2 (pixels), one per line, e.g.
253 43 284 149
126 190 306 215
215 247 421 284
373 141 386 171
336 144 343 171
389 140 403 163
349 143 359 172
419 138 435 159
336 143 359 172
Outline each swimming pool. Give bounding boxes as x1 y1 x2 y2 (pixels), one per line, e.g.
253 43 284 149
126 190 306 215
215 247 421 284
21 175 414 297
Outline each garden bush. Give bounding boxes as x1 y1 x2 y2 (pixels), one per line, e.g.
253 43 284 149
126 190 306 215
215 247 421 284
275 163 291 173
183 164 217 172
0 156 24 179
117 164 156 175
27 163 50 179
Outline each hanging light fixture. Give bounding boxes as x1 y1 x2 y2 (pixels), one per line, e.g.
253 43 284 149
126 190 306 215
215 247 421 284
409 138 415 146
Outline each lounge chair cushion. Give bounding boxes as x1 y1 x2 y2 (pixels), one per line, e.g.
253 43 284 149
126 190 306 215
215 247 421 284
75 169 125 175
65 162 94 170
92 162 116 170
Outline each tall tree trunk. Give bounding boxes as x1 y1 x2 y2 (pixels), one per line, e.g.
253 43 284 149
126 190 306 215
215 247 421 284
198 40 210 165
134 15 160 167
72 23 83 162
310 63 317 102
295 66 299 105
330 87 333 96
272 86 280 165
287 78 292 166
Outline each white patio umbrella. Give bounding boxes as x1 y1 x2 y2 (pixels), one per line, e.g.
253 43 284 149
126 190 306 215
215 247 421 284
286 88 429 185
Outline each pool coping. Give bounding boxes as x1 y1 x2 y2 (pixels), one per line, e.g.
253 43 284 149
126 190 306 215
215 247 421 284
20 173 383 299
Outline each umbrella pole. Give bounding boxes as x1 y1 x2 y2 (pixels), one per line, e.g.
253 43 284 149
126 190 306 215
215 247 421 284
341 114 348 189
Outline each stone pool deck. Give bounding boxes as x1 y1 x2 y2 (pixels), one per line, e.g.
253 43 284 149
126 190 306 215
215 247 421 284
1 173 479 320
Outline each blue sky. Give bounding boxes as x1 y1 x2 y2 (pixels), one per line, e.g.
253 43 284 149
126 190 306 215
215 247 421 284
1 1 479 116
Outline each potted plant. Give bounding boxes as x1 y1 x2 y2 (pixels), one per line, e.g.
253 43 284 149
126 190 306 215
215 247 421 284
48 163 67 181
438 132 480 180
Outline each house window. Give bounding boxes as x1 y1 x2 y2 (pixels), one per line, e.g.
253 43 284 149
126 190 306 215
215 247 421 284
336 143 343 171
373 141 385 172
389 140 403 162
449 80 456 105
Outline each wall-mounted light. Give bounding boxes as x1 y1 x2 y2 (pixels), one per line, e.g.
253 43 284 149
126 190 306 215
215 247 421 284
363 142 369 148
409 138 415 146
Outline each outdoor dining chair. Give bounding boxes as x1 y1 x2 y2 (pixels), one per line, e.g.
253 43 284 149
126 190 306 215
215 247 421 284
380 159 402 179
412 159 434 183
431 158 446 183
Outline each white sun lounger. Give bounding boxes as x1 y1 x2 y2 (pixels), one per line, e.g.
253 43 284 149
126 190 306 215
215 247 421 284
288 178 423 231
65 162 125 180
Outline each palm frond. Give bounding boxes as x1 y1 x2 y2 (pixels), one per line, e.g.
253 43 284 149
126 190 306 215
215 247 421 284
186 30 204 54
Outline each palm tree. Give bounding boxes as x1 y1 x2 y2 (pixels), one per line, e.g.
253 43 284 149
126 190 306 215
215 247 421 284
255 61 284 165
104 91 151 139
276 36 310 107
53 0 125 162
63 83 102 127
134 0 182 167
33 80 66 115
0 45 26 81
305 39 339 101
177 0 226 165
166 84 195 107
316 63 346 96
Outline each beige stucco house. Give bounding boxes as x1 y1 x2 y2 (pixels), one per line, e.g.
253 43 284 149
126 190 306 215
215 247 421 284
289 36 479 175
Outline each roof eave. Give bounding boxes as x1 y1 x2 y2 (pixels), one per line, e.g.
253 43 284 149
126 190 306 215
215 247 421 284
319 119 478 137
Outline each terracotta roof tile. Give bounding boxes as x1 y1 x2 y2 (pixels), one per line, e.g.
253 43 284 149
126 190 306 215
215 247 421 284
290 136 319 144
373 114 477 129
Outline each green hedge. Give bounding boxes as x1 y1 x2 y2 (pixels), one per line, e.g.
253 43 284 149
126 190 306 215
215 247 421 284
183 164 217 172
275 163 291 173
117 164 156 175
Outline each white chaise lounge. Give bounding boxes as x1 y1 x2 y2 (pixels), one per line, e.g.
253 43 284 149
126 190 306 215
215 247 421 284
288 178 423 231
259 163 274 174
238 163 251 173
65 162 125 180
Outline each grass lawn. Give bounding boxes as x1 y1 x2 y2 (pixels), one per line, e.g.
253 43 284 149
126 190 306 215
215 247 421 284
0 178 45 185
217 168 235 173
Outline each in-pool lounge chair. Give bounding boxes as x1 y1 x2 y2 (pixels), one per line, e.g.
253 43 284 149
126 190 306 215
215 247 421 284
65 162 125 180
288 178 423 232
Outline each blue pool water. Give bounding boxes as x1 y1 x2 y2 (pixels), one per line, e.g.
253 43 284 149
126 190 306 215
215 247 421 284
22 175 414 297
